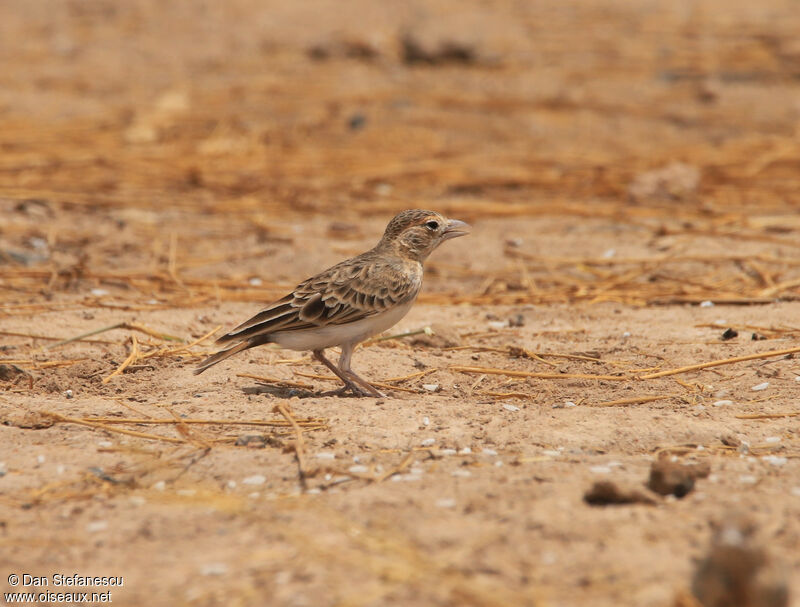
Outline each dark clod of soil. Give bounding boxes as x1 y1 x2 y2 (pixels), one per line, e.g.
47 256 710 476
584 481 657 506
648 457 711 498
691 515 789 607
721 328 738 340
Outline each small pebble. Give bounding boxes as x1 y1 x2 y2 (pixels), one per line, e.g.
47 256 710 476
482 448 498 456
494 460 503 467
422 384 440 392
435 498 457 508
440 449 457 456
452 469 472 478
315 452 336 460
590 465 611 474
564 401 577 408
738 474 758 484
64 389 73 399
458 447 472 455
420 438 436 447
86 520 108 533
603 248 616 259
622 331 631 338
765 436 781 444
152 481 166 491
751 382 769 391
542 450 561 457
226 480 237 489
90 288 109 297
348 465 369 474
177 489 197 497
200 563 228 576
248 277 262 286
129 496 146 506
503 403 520 412
242 475 266 485
763 455 787 467
488 321 508 330
36 455 46 465
422 417 430 426
97 441 113 448
700 300 714 308
795 376 800 382
713 400 733 407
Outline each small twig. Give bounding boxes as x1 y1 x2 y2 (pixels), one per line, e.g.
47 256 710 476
275 402 309 491
374 452 414 483
102 335 139 384
450 365 626 381
640 345 800 379
42 411 187 444
81 416 327 427
45 322 182 350
592 395 677 407
735 412 800 419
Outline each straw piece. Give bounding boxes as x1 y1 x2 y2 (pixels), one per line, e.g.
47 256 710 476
450 365 626 381
639 345 800 379
102 336 139 384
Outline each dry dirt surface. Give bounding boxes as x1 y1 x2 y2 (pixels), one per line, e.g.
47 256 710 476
2 1 800 606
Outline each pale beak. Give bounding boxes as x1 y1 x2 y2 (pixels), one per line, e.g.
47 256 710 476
441 218 471 241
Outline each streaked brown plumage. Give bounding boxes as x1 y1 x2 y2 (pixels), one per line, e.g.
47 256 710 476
195 209 470 396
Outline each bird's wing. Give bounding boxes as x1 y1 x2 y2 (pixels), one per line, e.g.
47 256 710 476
215 255 421 345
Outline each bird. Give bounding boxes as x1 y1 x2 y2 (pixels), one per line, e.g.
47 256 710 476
195 209 470 397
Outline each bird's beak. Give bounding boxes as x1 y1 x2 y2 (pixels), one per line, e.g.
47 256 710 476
442 218 471 241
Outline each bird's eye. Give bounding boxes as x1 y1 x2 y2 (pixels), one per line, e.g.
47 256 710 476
425 220 440 230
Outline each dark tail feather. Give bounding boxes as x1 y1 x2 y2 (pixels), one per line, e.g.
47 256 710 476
194 336 271 375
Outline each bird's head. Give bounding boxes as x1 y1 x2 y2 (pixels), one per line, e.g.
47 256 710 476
378 209 471 262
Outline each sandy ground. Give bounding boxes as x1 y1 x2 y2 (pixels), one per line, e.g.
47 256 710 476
2 1 800 606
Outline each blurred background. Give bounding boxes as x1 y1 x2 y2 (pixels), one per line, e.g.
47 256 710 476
3 0 800 304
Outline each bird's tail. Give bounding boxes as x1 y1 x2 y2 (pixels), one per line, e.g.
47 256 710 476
194 337 267 375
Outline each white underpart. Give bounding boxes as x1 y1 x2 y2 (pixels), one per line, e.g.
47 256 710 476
270 301 414 351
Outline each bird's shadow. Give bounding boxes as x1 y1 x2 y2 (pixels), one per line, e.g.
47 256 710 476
241 384 320 399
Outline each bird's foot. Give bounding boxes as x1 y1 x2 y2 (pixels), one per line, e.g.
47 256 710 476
319 381 384 398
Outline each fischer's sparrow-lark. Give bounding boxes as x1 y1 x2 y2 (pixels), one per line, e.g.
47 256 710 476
195 209 470 397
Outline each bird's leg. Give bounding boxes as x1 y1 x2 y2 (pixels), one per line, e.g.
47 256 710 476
313 349 373 397
337 344 385 398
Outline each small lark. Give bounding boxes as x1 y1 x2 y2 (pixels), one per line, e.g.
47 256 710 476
195 209 470 396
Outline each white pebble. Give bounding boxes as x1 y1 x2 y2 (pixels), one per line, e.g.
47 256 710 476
64 389 73 399
0 462 6 477
200 563 227 576
765 436 781 444
348 465 369 474
36 455 46 465
494 460 504 467
315 452 336 460
795 376 800 382
422 417 430 426
542 450 561 457
458 447 472 455
324 473 332 481
226 480 237 489
763 456 787 467
607 461 624 468
739 474 758 485
152 480 166 491
488 321 508 330
622 331 631 338
452 469 472 478
86 520 108 533
700 300 714 308
435 498 457 508
242 475 266 485
422 384 440 392
248 277 262 286
603 248 616 259
249 492 262 498
590 465 611 474
177 489 196 497
97 441 113 448
564 401 577 408
440 449 457 455
503 403 520 412
90 288 109 297
482 448 498 456
713 400 733 407
751 382 769 391
56 465 65 475
129 496 146 506
420 438 436 447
